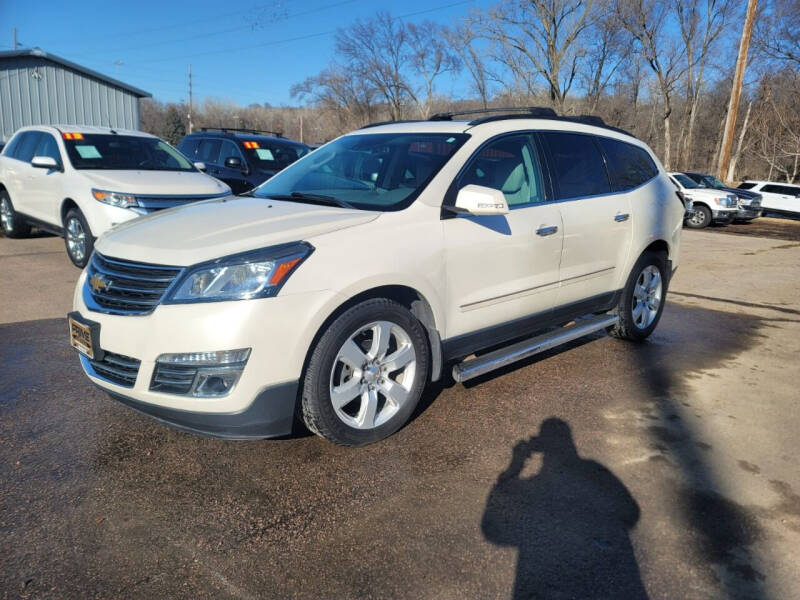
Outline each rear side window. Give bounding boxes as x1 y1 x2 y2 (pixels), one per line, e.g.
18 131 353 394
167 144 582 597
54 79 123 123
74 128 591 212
763 184 800 195
542 132 611 199
3 132 23 157
737 182 756 190
15 132 43 162
597 137 658 191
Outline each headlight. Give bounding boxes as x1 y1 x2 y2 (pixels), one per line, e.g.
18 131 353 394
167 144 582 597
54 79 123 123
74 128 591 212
165 242 313 303
92 189 139 209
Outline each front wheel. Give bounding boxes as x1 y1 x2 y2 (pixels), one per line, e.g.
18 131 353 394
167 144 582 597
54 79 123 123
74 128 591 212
610 252 668 342
685 204 711 229
301 298 430 446
63 208 94 268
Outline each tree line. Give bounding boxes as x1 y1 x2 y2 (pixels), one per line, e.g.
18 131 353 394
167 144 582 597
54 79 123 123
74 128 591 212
142 0 800 183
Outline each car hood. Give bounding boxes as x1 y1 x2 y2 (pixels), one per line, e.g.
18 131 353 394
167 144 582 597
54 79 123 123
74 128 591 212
720 186 761 201
79 170 231 196
95 196 379 266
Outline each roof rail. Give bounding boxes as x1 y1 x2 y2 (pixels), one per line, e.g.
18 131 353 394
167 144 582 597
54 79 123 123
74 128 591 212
429 106 557 122
200 127 283 138
358 119 423 130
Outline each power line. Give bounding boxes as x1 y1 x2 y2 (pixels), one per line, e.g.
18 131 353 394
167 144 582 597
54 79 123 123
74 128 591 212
135 0 477 64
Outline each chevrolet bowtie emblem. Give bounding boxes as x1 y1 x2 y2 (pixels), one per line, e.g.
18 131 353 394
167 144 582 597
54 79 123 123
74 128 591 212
89 274 111 292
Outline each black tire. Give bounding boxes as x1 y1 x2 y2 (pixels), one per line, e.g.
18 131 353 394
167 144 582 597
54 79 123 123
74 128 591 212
301 298 430 446
0 190 32 238
63 208 94 268
685 204 711 229
610 251 668 342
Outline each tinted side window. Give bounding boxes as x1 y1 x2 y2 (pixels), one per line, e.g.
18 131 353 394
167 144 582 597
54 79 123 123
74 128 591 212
3 132 23 157
542 132 611 199
15 132 43 162
218 140 242 164
178 137 199 158
35 134 62 162
597 137 658 191
459 134 546 207
196 138 221 164
764 184 800 195
737 182 756 190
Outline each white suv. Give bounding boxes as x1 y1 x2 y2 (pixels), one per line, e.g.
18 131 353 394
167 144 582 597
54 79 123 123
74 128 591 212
69 110 684 446
738 180 800 217
0 126 231 267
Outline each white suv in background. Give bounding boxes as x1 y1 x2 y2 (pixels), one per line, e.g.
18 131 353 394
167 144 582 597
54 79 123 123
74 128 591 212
69 109 684 446
0 126 230 267
738 180 800 217
668 172 738 228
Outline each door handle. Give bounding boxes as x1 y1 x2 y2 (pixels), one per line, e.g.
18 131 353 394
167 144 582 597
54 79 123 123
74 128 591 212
614 213 630 222
536 225 558 236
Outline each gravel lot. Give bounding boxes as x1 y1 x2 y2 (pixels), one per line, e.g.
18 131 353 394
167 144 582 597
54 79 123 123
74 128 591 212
1 220 799 599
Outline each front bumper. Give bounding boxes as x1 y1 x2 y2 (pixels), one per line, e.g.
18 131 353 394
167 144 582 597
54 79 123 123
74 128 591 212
711 209 737 223
736 206 762 220
97 375 299 439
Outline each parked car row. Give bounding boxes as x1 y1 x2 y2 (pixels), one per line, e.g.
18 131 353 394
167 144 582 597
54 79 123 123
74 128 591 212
669 170 767 229
0 125 309 266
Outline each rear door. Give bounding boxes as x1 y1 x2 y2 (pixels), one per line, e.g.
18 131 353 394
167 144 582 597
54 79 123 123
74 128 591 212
540 131 632 308
443 133 563 343
761 184 800 214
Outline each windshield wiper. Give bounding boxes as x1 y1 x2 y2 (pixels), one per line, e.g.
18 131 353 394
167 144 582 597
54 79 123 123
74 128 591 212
268 192 354 209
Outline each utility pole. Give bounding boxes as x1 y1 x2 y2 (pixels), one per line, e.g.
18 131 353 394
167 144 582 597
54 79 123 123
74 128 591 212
187 65 194 133
716 0 758 182
13 28 18 50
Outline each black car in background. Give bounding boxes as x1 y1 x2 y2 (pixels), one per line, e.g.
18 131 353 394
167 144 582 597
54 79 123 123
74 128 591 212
682 171 762 221
177 128 311 195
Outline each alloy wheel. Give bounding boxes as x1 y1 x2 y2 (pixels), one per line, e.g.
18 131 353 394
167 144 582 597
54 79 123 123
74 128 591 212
0 198 12 233
329 320 417 430
66 217 87 263
632 265 662 330
689 209 706 227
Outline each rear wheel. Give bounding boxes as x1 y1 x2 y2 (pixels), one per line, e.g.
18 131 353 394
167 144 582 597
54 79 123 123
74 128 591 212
610 251 667 342
301 298 430 446
63 208 94 268
0 191 32 238
685 204 711 229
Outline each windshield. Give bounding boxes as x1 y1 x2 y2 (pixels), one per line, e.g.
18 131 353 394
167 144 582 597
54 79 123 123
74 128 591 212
673 173 698 188
63 134 195 171
243 140 310 173
252 132 469 211
700 174 725 189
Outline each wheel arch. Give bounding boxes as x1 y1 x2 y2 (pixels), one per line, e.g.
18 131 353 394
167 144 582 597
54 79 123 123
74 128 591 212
302 284 444 384
60 198 79 225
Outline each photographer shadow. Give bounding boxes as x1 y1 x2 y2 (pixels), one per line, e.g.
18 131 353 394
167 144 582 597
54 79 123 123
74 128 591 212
482 418 648 600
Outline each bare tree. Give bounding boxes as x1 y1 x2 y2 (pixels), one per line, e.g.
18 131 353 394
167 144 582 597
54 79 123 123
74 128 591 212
616 0 687 169
751 69 800 182
406 21 461 117
475 0 594 112
448 24 493 109
675 0 733 169
754 0 800 67
291 65 376 130
335 12 413 120
582 0 630 113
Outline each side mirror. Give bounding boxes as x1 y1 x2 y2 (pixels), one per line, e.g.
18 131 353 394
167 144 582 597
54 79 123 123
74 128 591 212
224 156 244 170
193 161 207 172
451 184 509 216
31 155 60 170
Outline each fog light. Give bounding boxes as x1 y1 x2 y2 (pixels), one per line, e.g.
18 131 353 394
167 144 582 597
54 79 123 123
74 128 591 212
153 348 251 398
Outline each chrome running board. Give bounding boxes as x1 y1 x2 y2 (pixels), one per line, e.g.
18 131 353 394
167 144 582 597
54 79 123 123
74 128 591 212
452 314 619 383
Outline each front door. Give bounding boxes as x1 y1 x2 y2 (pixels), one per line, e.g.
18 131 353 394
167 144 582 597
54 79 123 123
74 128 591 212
26 132 65 224
443 133 563 341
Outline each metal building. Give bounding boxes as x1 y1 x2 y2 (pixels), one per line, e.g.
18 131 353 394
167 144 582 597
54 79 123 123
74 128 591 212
0 48 150 142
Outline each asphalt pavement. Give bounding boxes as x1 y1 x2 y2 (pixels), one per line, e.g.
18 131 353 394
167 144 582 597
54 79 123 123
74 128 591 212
1 220 799 599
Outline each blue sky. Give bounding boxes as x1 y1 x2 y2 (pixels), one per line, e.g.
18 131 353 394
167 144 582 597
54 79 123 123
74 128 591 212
1 0 488 106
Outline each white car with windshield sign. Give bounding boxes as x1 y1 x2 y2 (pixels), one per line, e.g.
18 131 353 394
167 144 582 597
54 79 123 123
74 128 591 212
69 108 685 446
0 125 230 267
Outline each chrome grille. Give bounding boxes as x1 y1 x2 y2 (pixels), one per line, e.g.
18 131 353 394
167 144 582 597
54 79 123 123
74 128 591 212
133 192 228 214
89 351 140 388
150 363 197 395
85 253 182 315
